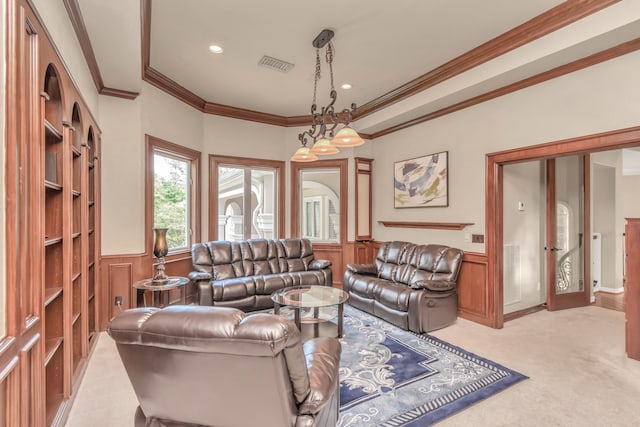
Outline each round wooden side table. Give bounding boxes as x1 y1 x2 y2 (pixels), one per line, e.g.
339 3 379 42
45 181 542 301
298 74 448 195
132 276 189 308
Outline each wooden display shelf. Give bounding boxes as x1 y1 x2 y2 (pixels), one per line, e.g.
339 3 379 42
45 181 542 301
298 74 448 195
72 146 81 157
88 200 95 206
88 261 95 269
44 180 62 191
71 232 81 239
44 338 63 366
44 119 63 142
88 292 95 301
44 287 63 306
377 221 474 230
44 236 63 247
72 312 81 325
72 272 81 282
72 190 80 197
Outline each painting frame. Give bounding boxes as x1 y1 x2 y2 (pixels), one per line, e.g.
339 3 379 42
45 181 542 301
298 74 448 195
394 151 449 208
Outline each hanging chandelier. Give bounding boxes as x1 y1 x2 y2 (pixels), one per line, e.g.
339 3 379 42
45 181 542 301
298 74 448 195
291 29 365 162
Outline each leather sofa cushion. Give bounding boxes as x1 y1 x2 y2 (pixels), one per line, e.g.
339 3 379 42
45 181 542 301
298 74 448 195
206 241 244 280
211 277 257 301
373 281 413 312
279 238 314 272
240 240 281 276
406 244 463 289
375 241 415 282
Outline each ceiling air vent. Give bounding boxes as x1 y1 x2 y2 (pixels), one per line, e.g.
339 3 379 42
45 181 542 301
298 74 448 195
258 55 294 73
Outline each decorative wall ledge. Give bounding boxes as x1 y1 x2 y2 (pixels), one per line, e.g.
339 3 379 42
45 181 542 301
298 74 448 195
378 221 474 230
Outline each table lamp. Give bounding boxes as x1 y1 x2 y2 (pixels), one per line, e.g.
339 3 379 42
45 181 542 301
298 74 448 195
152 228 169 283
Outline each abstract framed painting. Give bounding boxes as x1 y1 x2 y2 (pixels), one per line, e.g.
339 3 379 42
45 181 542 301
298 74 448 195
394 151 448 208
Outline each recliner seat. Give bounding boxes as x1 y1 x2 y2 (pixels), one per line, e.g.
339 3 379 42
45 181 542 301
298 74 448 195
108 305 341 427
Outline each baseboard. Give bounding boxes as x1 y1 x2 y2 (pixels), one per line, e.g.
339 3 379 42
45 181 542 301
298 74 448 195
596 287 624 294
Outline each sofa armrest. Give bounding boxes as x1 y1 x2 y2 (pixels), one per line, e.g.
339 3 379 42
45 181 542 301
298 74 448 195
197 281 213 306
298 337 341 415
188 271 212 282
411 279 456 292
309 259 332 270
346 263 377 275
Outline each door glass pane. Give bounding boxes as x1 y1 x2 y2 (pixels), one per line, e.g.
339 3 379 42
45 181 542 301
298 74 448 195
301 169 340 243
251 169 277 239
554 156 584 294
218 166 244 241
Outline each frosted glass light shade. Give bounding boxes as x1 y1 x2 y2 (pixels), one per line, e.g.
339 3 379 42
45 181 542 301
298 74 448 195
310 138 339 155
331 126 365 147
290 146 318 162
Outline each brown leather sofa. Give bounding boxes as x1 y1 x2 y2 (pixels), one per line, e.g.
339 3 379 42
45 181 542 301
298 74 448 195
344 241 464 333
108 305 341 427
189 238 332 310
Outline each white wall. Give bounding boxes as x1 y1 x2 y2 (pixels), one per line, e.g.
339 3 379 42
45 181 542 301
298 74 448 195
503 161 545 313
370 51 640 252
592 162 616 290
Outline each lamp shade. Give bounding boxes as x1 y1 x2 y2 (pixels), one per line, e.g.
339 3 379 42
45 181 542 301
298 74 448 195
331 126 365 147
153 228 169 258
310 138 339 155
290 146 318 162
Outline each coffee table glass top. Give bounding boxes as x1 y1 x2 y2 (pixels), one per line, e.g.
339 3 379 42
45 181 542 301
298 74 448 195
271 285 348 308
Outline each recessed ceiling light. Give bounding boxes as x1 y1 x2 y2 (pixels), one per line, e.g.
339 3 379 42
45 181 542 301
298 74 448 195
341 83 352 90
208 45 224 54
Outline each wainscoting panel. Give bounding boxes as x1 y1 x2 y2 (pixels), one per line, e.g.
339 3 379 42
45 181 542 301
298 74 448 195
101 253 195 326
457 252 492 327
312 244 345 286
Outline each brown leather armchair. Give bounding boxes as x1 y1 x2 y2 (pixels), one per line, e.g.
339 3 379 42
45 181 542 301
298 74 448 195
108 305 341 427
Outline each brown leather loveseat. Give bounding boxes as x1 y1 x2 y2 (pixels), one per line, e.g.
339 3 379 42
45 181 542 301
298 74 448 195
344 241 464 333
108 305 341 427
189 238 332 310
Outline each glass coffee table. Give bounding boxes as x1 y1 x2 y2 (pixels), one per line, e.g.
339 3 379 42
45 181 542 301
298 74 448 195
272 286 349 338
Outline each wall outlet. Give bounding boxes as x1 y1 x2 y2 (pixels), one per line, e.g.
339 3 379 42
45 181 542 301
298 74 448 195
114 296 123 306
471 234 484 243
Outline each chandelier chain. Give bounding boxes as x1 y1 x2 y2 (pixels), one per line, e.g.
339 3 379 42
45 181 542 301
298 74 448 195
326 42 335 91
312 48 321 106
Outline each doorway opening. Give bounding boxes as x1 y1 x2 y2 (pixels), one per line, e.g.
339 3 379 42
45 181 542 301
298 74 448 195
486 126 640 328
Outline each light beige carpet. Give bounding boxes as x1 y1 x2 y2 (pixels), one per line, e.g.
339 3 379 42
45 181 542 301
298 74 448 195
65 305 640 426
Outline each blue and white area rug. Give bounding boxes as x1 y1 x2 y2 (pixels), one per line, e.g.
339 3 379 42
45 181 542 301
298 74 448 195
338 306 527 426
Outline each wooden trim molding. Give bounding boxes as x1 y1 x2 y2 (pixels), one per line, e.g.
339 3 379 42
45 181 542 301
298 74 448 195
208 154 286 241
369 38 640 139
62 0 139 99
486 126 640 329
138 0 622 131
378 221 474 230
355 0 619 120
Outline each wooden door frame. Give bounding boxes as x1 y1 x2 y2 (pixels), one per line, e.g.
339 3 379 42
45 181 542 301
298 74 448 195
487 126 640 328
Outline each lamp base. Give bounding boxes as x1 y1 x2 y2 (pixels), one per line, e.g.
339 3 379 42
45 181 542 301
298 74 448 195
152 257 169 284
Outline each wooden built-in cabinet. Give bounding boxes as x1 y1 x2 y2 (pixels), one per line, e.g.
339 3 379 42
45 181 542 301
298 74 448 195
624 218 640 360
3 1 102 425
